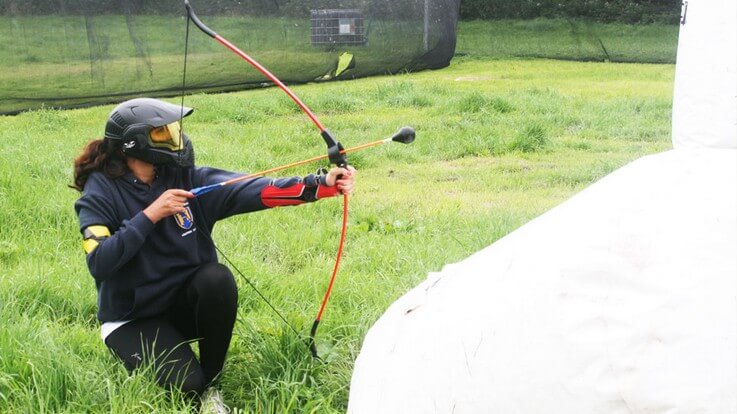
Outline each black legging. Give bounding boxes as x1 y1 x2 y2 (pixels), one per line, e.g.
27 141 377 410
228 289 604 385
105 262 238 396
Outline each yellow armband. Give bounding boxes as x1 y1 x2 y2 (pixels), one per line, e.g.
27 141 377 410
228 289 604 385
82 225 111 254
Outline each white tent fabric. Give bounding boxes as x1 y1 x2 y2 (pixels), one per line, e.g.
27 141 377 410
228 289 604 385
349 149 737 413
672 0 737 148
349 0 737 412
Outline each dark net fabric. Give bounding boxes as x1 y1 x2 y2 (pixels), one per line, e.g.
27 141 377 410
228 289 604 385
0 0 460 114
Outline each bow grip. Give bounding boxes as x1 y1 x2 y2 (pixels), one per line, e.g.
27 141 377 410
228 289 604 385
321 129 347 167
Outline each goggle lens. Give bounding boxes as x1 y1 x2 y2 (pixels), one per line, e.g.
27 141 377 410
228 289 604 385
149 122 182 150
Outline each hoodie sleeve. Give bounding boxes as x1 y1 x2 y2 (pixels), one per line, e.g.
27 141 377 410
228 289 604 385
193 167 340 221
74 174 155 281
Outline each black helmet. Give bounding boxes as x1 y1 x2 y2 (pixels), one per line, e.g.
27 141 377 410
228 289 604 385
104 98 195 168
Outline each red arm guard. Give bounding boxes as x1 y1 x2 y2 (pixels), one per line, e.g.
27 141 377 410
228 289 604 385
261 181 340 208
316 183 340 199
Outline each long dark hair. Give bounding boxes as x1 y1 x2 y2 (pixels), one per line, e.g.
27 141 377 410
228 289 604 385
71 139 127 192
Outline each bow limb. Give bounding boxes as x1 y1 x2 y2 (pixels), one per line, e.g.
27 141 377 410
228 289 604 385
310 192 348 359
184 0 347 168
185 1 323 130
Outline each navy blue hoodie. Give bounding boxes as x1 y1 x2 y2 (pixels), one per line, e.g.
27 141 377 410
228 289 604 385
75 166 333 322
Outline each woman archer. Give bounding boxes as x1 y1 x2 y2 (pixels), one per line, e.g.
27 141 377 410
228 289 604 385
71 98 355 409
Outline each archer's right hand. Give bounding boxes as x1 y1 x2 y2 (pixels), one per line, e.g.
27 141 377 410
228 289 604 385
143 189 194 223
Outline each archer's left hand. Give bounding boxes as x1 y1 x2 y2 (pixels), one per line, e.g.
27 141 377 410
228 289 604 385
326 166 356 195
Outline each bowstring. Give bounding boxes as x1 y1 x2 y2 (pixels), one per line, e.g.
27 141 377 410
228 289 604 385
179 10 190 144
179 8 303 341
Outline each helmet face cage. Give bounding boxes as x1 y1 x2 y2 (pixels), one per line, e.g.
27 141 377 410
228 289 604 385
104 98 194 167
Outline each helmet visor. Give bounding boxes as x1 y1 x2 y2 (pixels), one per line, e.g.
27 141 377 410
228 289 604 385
148 121 182 151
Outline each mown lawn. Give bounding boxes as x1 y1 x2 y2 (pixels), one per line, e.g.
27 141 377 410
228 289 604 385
0 27 675 413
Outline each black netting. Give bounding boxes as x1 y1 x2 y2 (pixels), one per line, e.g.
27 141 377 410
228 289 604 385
0 0 460 114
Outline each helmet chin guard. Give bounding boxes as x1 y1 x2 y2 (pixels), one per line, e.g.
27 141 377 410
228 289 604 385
104 98 195 167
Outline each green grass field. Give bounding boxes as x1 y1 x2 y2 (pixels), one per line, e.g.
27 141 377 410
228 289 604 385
0 21 675 413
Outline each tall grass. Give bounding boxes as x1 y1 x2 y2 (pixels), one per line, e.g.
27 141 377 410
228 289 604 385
0 50 674 411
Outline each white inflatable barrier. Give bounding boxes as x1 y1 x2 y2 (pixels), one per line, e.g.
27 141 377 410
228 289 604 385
349 0 737 412
349 149 736 413
672 0 736 149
